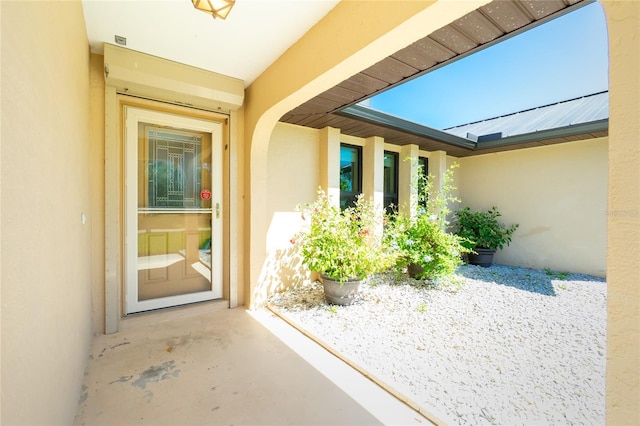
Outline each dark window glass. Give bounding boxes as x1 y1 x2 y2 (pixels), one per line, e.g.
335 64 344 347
383 151 398 213
418 157 429 208
340 144 362 209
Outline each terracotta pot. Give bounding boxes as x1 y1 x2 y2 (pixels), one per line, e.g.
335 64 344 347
320 274 361 306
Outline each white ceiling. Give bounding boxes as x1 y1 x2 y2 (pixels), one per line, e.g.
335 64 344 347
82 0 340 87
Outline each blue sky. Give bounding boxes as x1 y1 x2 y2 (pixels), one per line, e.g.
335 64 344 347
367 2 609 130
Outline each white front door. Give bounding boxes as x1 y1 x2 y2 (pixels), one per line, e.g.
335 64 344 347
125 107 223 314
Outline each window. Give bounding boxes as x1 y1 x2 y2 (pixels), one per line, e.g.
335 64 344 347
146 127 206 208
383 151 398 213
340 144 362 209
417 156 429 209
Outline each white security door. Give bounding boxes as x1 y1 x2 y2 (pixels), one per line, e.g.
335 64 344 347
125 107 223 314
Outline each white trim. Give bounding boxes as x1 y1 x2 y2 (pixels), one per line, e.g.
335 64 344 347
125 107 223 314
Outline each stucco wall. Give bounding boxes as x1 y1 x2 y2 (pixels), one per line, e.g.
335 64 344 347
257 124 610 294
0 2 92 424
89 53 106 334
253 123 319 305
602 0 640 422
457 138 607 277
267 123 320 218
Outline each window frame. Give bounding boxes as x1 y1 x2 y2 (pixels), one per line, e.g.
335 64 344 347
339 143 363 209
383 150 399 213
417 156 429 208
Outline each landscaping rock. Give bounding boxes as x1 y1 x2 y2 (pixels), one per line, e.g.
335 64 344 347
267 264 606 425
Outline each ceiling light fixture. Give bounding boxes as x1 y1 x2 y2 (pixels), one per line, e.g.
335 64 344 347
191 0 235 20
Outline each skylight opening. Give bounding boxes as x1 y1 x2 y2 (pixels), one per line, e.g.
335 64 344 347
362 1 608 131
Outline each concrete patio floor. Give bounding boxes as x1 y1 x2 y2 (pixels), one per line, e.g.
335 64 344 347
75 302 430 425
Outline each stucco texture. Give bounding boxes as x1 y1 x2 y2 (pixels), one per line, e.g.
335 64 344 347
89 53 106 335
252 123 320 306
1 1 93 424
458 138 608 277
603 1 640 422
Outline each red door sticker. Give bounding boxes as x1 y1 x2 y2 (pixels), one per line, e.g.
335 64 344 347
200 189 212 200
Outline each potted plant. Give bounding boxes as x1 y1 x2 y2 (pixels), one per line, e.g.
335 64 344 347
451 206 519 267
387 212 470 280
294 189 394 305
385 162 470 280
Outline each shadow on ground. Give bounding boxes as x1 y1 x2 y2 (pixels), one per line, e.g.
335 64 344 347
454 264 605 297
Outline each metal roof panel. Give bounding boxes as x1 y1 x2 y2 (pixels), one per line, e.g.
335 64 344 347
445 91 609 138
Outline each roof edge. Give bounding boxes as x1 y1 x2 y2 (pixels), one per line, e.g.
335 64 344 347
337 105 609 152
475 119 609 150
337 105 476 150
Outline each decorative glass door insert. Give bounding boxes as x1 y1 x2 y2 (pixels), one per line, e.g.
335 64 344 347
125 107 223 314
145 128 206 208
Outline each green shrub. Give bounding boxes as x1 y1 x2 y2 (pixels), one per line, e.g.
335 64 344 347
452 206 518 251
295 189 394 283
385 162 470 280
387 213 468 279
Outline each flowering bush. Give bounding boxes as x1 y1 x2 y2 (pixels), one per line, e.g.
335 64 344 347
294 189 394 283
452 206 519 251
386 213 468 279
385 162 471 280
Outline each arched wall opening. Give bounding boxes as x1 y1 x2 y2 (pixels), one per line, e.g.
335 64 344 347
244 0 490 308
244 1 638 421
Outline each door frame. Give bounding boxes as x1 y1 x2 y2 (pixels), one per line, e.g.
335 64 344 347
105 89 241 334
124 106 223 314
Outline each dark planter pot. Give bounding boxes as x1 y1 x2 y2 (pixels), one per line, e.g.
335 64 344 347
320 274 361 306
407 263 425 279
467 248 496 267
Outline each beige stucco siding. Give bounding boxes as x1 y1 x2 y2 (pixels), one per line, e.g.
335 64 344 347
0 1 92 424
253 123 320 305
267 123 320 218
457 138 608 277
258 123 609 292
89 53 106 334
603 0 640 421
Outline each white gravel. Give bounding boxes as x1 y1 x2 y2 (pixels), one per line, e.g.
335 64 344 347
266 264 606 425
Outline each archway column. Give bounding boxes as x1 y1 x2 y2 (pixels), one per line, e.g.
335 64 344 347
428 150 448 194
602 0 640 422
364 136 385 206
319 126 341 205
399 144 419 217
